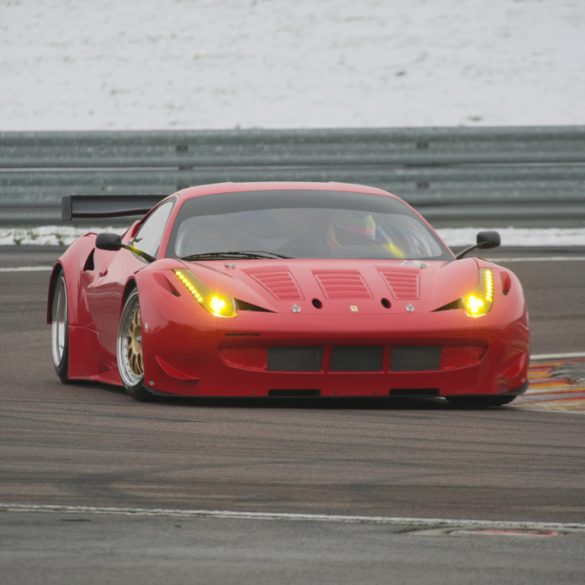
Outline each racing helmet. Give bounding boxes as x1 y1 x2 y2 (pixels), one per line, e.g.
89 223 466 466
327 211 376 249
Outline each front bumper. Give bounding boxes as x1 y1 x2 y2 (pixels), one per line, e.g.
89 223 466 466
142 309 530 398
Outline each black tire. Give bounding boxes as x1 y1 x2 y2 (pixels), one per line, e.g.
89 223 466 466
446 395 518 408
117 288 153 402
51 273 70 383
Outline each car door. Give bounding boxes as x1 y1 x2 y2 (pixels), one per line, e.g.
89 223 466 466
86 200 175 371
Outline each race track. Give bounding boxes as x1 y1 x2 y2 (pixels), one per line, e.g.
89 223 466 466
1 247 584 584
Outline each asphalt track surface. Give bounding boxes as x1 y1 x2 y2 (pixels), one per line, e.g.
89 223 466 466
1 246 584 584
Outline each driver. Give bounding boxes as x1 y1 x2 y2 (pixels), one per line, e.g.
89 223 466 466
326 211 405 257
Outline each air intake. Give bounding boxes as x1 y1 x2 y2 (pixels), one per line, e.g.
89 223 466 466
390 389 440 397
330 346 383 371
268 389 321 397
390 346 441 371
268 347 324 371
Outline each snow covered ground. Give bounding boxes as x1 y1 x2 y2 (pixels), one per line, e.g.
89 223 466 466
1 0 584 130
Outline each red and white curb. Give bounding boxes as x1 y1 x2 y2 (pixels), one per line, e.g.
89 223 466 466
516 353 585 414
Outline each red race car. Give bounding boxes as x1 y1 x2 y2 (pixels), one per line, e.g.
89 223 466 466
48 182 530 405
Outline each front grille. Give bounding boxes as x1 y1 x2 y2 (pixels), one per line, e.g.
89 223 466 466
265 345 442 373
330 346 383 371
390 346 441 371
268 347 323 371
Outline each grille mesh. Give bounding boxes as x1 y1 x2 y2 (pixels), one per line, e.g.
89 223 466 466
330 346 383 371
268 347 323 371
391 346 441 371
266 345 442 373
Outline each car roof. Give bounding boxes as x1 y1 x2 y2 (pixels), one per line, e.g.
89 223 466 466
172 181 397 202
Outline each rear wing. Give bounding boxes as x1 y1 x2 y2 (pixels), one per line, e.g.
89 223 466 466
62 195 167 220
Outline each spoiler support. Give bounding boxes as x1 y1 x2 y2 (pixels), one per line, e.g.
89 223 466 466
62 195 167 220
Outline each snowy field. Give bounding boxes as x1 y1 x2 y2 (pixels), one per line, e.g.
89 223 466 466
1 0 584 130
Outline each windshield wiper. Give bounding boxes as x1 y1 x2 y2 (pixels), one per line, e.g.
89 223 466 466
181 250 293 261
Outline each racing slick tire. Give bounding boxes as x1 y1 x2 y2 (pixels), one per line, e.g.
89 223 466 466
446 395 517 408
51 272 70 383
117 288 153 402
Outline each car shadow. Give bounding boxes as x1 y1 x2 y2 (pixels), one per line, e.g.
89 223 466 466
61 380 517 411
154 395 511 411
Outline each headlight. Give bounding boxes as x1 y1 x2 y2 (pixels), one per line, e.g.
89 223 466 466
463 268 494 318
174 269 237 318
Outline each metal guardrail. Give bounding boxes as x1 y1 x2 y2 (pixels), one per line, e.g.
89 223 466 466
1 126 584 226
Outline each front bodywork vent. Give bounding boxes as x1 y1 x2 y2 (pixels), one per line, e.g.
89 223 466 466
235 299 274 312
313 270 372 299
378 269 420 300
433 299 463 312
245 267 303 300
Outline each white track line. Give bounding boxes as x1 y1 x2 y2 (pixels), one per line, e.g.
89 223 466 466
531 352 585 360
1 503 584 533
0 266 51 272
487 256 585 262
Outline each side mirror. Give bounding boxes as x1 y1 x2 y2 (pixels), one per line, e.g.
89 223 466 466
477 231 501 250
455 230 501 259
95 232 156 263
96 232 123 251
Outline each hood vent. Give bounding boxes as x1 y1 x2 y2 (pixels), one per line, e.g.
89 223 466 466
313 270 372 299
245 267 303 300
378 269 420 300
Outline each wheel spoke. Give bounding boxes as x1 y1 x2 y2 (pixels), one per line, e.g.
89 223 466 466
117 293 145 388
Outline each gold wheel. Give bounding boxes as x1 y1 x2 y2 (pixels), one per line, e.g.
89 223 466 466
117 289 145 389
127 306 143 377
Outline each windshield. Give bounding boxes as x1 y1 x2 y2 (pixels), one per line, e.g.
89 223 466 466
168 189 452 260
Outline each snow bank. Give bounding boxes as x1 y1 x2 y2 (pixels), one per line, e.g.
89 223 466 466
439 227 585 247
1 225 584 247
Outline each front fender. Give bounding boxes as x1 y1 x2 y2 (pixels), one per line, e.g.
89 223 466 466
133 261 220 393
47 233 97 324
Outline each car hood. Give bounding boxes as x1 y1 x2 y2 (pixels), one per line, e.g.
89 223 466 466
181 257 482 315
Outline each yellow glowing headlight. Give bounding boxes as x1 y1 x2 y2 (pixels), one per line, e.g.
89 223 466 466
174 269 237 318
463 269 494 318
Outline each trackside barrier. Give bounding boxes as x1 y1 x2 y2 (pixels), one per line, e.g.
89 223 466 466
0 126 584 226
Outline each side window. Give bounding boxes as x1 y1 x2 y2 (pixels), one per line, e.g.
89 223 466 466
133 201 174 258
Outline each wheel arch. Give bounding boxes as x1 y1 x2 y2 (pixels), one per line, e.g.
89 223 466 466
47 263 64 324
120 278 138 314
47 233 97 325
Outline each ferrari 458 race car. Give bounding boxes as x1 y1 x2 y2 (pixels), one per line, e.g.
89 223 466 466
48 182 530 405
